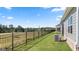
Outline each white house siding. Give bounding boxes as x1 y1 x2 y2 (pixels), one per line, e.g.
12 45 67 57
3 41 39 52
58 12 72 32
78 8 79 45
77 7 79 45
75 7 79 50
63 8 76 50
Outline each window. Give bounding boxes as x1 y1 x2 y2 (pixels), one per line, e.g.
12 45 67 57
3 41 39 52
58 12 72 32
68 16 72 33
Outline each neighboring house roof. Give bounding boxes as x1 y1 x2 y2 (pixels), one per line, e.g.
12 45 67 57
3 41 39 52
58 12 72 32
60 7 74 24
56 24 60 28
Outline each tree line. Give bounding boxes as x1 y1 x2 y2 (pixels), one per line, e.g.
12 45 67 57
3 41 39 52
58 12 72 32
0 24 55 33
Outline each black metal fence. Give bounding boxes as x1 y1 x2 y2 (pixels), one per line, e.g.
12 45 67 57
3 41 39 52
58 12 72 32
0 30 52 51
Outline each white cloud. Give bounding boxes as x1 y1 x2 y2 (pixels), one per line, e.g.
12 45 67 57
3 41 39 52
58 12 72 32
56 15 62 21
51 7 66 12
42 7 52 9
2 15 6 18
1 16 14 20
4 7 12 10
7 16 14 20
2 16 14 25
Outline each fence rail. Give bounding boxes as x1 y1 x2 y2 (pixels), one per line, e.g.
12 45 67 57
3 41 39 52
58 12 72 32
0 31 51 51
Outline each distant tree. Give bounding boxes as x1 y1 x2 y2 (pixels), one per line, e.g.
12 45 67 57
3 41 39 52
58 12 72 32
9 24 15 32
2 25 8 33
15 25 24 32
0 24 3 33
0 24 55 33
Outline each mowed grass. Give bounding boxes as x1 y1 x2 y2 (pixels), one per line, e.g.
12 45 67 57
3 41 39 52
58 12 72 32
14 33 49 51
15 32 72 51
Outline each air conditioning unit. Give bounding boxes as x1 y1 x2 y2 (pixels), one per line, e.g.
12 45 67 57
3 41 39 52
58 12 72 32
54 34 61 41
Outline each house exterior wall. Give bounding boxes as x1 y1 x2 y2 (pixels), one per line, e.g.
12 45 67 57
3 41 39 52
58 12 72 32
61 23 64 36
78 8 79 45
63 8 76 50
75 7 79 50
56 24 61 32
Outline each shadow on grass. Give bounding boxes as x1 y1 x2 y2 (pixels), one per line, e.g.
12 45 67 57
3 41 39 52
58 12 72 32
14 33 51 51
59 40 67 42
25 34 51 50
55 40 67 42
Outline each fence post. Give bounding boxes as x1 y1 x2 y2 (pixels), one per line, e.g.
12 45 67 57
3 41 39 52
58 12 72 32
25 31 27 44
38 31 39 38
40 28 42 37
12 32 14 51
38 26 40 38
33 30 35 40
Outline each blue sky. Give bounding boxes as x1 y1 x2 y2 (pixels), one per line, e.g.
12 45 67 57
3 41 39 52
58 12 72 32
0 7 65 28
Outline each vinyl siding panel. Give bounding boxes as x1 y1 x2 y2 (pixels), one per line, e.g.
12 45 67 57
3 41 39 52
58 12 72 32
63 8 76 50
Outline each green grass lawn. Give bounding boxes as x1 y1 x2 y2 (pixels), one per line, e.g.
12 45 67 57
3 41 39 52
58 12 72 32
14 32 72 51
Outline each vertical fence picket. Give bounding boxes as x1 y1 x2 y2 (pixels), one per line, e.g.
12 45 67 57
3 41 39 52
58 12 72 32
12 32 14 51
26 32 27 44
40 28 42 36
33 30 35 40
38 31 39 39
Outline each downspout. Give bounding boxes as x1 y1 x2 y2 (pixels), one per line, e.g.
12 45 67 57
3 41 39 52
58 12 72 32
75 7 79 51
60 23 62 36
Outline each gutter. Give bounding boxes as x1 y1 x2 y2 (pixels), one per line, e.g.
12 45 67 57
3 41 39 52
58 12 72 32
60 7 73 24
